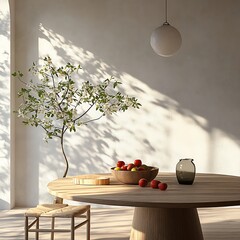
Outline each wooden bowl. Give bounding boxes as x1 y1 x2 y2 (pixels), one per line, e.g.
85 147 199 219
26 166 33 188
111 166 159 185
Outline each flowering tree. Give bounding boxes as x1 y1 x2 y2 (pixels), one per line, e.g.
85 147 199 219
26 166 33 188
13 56 141 178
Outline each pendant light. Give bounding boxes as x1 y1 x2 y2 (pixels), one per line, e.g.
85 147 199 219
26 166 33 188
150 0 182 57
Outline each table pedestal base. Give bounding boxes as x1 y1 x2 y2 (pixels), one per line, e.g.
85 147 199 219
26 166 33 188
130 207 204 240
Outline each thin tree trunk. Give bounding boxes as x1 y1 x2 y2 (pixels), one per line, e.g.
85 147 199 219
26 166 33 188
54 132 69 204
61 134 69 178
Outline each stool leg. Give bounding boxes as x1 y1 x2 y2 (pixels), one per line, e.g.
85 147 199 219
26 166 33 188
86 210 90 240
51 217 55 240
25 217 28 240
71 217 75 240
36 217 39 240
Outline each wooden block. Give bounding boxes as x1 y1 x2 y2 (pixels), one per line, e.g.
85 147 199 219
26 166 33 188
73 177 110 185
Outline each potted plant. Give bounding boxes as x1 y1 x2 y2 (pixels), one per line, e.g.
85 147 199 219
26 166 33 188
13 56 141 179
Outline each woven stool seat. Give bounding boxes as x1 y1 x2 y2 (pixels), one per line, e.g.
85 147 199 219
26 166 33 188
25 203 90 240
25 204 90 218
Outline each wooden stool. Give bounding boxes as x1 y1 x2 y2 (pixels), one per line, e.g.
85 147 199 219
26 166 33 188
25 204 90 240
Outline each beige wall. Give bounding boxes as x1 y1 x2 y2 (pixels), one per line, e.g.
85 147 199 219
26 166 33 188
10 0 240 207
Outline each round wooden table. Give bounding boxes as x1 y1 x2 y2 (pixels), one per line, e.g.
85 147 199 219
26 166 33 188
47 173 240 240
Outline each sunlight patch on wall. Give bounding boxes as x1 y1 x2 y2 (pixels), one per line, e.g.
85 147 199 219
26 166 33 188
39 24 113 81
95 73 211 171
36 23 240 184
208 128 240 175
0 6 10 153
0 0 11 209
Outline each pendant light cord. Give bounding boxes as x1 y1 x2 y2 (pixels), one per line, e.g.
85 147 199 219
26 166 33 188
165 0 168 23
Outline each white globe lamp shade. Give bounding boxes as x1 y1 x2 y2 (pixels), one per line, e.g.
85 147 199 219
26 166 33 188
150 22 182 57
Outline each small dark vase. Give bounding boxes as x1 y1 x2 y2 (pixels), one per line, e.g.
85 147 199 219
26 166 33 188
176 158 196 185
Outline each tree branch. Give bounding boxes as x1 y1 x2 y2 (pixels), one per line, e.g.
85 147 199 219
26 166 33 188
74 103 94 123
82 114 104 125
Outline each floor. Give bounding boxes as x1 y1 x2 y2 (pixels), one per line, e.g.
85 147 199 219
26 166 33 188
0 206 240 239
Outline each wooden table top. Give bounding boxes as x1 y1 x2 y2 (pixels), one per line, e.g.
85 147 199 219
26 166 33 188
47 172 240 208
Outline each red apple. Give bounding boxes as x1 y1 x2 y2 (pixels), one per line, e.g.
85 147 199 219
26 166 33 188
127 163 135 171
117 161 125 168
139 178 148 187
158 182 168 191
151 179 160 189
121 165 128 171
138 167 145 171
134 159 142 167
